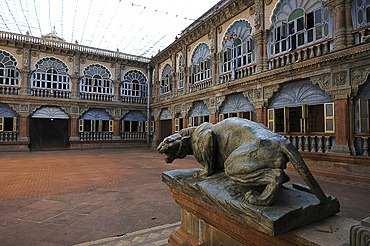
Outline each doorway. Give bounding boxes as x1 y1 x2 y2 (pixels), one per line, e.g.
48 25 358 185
29 118 69 150
159 119 172 143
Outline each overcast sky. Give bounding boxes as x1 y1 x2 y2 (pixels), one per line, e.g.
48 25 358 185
0 0 221 57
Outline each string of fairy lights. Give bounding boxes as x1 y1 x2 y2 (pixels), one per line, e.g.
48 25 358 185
0 0 220 58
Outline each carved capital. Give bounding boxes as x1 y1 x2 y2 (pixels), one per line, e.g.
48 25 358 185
181 103 193 118
334 71 348 86
204 96 225 114
107 108 124 120
311 74 332 90
153 109 161 121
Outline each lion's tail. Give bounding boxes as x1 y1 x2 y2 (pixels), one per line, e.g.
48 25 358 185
281 140 328 204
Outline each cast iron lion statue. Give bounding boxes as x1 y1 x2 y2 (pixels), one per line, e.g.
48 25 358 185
158 118 328 206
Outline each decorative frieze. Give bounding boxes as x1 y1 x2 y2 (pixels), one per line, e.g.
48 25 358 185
204 96 225 114
311 74 332 90
181 103 193 118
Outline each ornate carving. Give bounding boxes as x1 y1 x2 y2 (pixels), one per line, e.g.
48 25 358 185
266 0 273 5
31 51 38 57
181 103 193 118
264 84 280 100
74 56 80 75
79 106 89 116
204 96 225 114
243 90 254 102
311 74 331 89
352 67 370 86
334 71 347 86
23 49 29 69
254 0 261 30
16 49 23 55
153 109 161 121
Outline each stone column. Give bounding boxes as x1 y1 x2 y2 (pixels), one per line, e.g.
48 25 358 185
329 0 347 50
69 117 80 141
331 98 352 155
345 0 354 47
70 75 79 99
18 115 29 142
183 117 189 129
113 80 120 102
113 119 121 140
255 107 267 126
19 70 30 96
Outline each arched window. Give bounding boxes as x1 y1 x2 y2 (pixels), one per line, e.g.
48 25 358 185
0 50 20 90
31 57 71 97
160 64 172 95
352 0 370 30
268 0 333 58
190 44 212 84
121 70 147 98
80 64 113 101
177 55 184 89
220 20 257 75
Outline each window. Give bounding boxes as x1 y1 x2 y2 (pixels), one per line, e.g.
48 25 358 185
188 116 212 127
0 50 20 88
219 111 254 122
160 64 173 95
359 99 369 133
220 21 257 75
353 0 370 30
31 57 71 93
78 119 113 133
121 70 147 98
80 64 113 96
0 117 17 132
190 44 212 84
177 56 184 89
122 121 154 132
175 113 184 133
269 0 332 58
268 104 330 133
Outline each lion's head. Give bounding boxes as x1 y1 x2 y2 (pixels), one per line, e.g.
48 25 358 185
157 133 192 163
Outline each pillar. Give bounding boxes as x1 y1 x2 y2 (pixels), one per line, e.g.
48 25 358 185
253 31 268 73
69 118 80 141
113 119 121 140
331 98 352 155
18 115 29 142
19 70 30 96
256 107 267 126
70 75 79 99
345 0 354 47
183 117 189 129
113 80 120 102
211 113 217 124
329 0 347 50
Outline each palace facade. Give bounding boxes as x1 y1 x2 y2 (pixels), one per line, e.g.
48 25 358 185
149 0 370 179
0 30 151 151
0 0 369 179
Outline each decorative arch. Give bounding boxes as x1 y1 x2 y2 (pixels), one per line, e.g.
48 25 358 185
220 93 255 114
81 109 112 120
121 70 148 98
189 101 211 117
123 110 146 121
269 79 332 108
80 64 113 96
160 64 173 95
190 43 212 84
31 57 71 93
0 50 20 87
31 107 69 119
159 108 172 120
220 20 257 75
0 103 18 117
268 0 333 58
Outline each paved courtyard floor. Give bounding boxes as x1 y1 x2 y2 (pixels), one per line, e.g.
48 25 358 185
0 148 368 246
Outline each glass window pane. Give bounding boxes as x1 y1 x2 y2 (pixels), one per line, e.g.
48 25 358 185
366 7 370 23
298 33 304 46
315 10 322 24
297 17 304 31
307 12 314 29
358 10 364 24
316 25 323 39
360 100 368 115
324 23 329 36
361 117 369 132
326 119 333 131
326 104 334 117
308 29 314 42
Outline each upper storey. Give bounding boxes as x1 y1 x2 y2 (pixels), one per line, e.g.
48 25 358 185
150 0 370 102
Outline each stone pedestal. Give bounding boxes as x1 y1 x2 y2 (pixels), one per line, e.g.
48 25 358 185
163 169 341 245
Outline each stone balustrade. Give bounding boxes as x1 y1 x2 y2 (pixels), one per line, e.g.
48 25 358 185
121 132 146 140
284 134 334 153
121 96 147 104
189 79 212 93
0 132 18 142
80 92 113 102
355 135 370 156
31 89 71 99
0 85 20 95
79 132 113 141
268 40 333 70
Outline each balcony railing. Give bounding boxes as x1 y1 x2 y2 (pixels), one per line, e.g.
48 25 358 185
121 96 147 104
0 85 20 95
283 134 334 153
80 92 113 102
0 132 18 142
268 40 333 70
0 31 150 63
121 132 146 140
79 132 113 141
31 89 71 98
355 135 370 156
189 79 212 93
